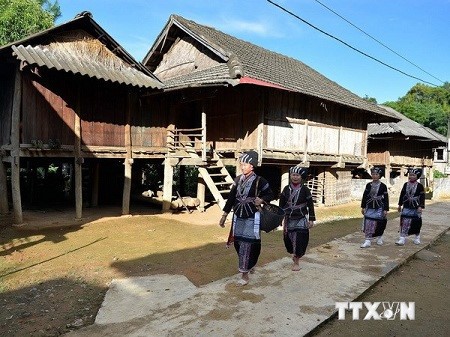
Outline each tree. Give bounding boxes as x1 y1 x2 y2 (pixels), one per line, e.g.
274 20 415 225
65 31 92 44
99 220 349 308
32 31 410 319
0 0 61 46
384 82 450 136
363 95 377 104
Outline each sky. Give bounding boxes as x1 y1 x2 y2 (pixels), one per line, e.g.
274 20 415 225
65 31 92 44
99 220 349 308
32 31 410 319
56 0 450 104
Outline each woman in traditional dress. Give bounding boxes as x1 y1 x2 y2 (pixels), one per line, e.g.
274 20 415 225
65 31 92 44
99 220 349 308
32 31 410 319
219 150 274 286
396 168 425 246
279 166 315 271
360 167 389 248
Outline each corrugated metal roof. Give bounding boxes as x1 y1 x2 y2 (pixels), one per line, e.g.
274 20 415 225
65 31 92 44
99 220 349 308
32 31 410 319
368 105 447 143
144 14 399 120
12 44 161 89
1 11 162 89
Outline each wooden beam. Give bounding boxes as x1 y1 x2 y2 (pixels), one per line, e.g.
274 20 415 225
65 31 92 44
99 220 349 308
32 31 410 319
11 69 22 223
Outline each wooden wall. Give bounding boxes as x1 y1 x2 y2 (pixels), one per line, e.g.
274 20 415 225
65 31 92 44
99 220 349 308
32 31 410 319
140 84 369 160
368 136 437 167
0 64 14 145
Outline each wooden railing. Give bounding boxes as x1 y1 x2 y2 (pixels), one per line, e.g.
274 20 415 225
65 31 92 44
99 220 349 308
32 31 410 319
166 113 207 161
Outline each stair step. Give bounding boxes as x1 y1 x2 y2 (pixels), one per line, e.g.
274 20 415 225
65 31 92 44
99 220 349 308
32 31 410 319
209 173 227 177
214 182 232 186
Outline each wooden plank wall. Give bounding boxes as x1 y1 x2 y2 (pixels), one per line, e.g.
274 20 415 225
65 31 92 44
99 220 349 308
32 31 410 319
0 65 14 145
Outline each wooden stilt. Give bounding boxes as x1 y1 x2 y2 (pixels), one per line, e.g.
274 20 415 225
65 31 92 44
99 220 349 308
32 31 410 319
11 69 22 223
122 93 133 215
0 159 8 214
74 89 82 220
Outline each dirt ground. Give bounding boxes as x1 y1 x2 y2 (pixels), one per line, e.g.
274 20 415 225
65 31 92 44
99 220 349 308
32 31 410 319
0 201 448 337
310 231 449 337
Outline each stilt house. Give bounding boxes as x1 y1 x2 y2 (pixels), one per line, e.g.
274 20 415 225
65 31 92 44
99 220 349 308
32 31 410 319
367 105 447 190
0 12 162 223
140 14 399 210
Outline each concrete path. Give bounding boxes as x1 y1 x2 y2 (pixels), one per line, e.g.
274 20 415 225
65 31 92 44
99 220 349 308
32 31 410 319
65 202 449 337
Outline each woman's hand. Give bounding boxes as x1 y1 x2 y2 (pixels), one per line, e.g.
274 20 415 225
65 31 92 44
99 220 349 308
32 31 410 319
361 208 365 215
308 221 314 229
397 206 402 212
219 213 228 227
254 197 264 207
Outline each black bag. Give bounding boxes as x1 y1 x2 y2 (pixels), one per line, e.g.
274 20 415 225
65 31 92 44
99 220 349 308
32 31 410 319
259 203 285 233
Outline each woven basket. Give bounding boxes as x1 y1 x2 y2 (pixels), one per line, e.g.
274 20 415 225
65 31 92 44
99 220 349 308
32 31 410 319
260 204 285 233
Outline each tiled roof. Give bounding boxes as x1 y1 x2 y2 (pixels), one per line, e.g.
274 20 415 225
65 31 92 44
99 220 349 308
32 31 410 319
144 14 398 120
163 64 238 89
368 105 447 143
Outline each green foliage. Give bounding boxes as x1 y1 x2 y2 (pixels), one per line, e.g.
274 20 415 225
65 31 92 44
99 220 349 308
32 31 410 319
434 170 447 178
383 82 450 136
0 0 60 46
362 95 377 104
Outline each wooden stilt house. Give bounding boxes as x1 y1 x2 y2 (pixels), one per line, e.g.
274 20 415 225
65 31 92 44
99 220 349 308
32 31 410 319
0 12 162 223
140 14 400 210
367 105 447 192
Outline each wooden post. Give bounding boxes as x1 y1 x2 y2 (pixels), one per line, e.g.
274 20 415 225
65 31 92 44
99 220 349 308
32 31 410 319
257 111 264 166
122 93 133 215
385 150 391 186
11 69 22 223
201 111 206 161
303 119 308 163
196 174 206 212
0 159 9 214
163 125 175 211
280 166 289 203
91 161 99 207
74 89 83 220
363 130 368 169
162 159 174 212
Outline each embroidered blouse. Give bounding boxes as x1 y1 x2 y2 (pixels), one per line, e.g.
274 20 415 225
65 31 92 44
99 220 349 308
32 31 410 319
398 181 425 209
223 173 274 218
279 183 316 221
361 181 389 211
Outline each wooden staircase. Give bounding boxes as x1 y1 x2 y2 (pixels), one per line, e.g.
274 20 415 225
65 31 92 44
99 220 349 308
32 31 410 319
167 127 234 209
197 152 234 209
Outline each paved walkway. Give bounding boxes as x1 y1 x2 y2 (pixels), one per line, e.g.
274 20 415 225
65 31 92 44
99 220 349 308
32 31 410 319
66 202 449 337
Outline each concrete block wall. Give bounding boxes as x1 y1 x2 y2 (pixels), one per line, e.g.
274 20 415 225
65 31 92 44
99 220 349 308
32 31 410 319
433 178 450 200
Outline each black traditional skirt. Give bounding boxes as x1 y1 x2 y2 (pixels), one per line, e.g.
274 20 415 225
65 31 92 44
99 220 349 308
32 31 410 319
400 208 422 236
284 228 309 258
363 208 387 238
